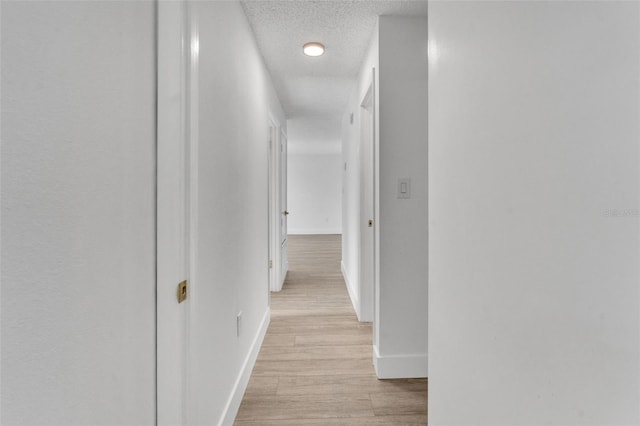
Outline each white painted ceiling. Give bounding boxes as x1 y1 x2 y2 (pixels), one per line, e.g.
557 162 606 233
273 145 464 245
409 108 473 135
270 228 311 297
241 0 428 127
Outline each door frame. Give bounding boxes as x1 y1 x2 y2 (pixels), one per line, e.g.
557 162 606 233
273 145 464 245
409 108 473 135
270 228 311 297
359 71 377 323
268 117 286 292
156 1 199 424
268 121 278 293
279 128 289 287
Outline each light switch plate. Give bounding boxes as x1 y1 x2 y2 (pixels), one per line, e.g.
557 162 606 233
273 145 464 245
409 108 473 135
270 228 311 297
398 178 411 199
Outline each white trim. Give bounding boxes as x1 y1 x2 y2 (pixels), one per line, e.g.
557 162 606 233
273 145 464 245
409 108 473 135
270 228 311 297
360 73 376 327
372 65 381 352
272 274 284 292
156 3 192 423
219 308 271 426
268 121 280 293
279 129 289 289
185 8 200 424
288 229 343 235
373 345 428 379
341 261 360 320
279 268 287 290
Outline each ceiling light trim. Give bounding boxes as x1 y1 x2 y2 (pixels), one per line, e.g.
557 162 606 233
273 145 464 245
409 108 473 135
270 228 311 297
303 42 325 57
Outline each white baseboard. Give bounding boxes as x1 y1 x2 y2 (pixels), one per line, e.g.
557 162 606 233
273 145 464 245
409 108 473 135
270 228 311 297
219 308 270 426
288 228 342 235
279 266 288 289
341 260 360 320
373 345 428 379
272 269 284 292
271 279 283 292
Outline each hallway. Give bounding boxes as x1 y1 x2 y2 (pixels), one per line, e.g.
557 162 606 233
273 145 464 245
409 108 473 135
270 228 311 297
4 1 638 424
234 235 427 424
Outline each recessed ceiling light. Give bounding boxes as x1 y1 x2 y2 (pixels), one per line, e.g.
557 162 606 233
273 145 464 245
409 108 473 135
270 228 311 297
303 42 325 57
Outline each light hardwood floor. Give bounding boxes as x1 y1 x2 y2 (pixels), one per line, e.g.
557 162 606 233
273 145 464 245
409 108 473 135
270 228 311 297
234 234 427 425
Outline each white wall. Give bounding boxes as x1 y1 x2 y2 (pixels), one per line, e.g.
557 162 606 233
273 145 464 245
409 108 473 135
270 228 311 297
341 16 428 378
287 152 342 234
376 16 428 378
341 24 379 319
287 118 342 235
287 151 342 235
428 2 640 425
1 1 156 424
188 2 285 424
1 2 285 424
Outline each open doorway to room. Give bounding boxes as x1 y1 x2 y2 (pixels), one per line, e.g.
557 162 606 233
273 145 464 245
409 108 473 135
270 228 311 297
268 121 289 293
286 117 344 237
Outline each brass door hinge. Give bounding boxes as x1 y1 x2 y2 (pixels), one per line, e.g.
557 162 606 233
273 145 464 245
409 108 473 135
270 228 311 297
269 260 273 269
177 280 188 303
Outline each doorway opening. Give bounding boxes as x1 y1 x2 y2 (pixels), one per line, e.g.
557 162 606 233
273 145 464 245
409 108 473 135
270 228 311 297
268 121 289 293
359 75 376 324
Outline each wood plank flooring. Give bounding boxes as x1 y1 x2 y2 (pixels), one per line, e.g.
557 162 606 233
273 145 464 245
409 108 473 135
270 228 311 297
234 234 427 425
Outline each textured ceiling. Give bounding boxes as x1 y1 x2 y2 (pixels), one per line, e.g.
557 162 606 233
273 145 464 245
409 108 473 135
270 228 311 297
241 0 428 121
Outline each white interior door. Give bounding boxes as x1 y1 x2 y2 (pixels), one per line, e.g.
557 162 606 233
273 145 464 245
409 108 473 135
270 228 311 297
280 130 289 284
268 124 276 293
359 79 375 323
157 1 191 424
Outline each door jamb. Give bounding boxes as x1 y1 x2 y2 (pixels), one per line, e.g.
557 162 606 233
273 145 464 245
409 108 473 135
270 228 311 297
268 117 284 292
156 2 199 424
359 71 376 324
